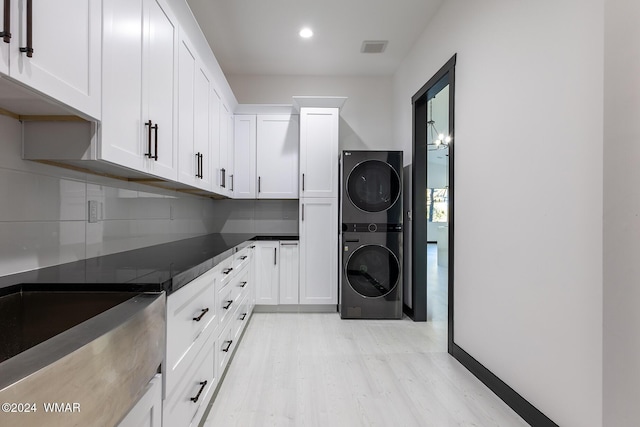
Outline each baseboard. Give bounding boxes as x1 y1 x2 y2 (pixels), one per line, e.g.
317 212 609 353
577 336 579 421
449 343 558 427
253 304 338 313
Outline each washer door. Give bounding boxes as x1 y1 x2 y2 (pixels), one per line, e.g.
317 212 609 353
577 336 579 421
346 160 401 213
346 245 400 298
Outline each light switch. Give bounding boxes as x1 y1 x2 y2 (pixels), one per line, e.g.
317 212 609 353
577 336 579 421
88 200 98 223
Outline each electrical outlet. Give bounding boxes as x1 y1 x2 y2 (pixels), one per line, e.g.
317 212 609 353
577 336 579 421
88 200 98 223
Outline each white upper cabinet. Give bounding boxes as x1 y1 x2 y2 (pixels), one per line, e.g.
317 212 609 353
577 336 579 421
177 37 196 187
233 115 257 199
226 110 235 196
4 0 101 119
101 0 178 181
194 65 212 189
210 88 222 194
256 115 299 199
177 34 211 190
0 4 8 75
299 108 339 198
218 103 232 196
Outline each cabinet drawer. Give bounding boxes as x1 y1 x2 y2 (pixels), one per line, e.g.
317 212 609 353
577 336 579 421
166 267 217 392
217 257 235 290
233 247 251 272
217 322 234 376
163 332 217 427
232 292 250 342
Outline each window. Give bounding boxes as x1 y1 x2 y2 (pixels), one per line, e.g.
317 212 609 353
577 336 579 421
426 188 448 223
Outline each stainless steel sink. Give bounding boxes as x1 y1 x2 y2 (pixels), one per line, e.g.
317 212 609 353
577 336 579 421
0 290 165 427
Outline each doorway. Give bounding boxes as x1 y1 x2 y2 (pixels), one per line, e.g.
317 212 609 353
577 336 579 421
408 55 455 347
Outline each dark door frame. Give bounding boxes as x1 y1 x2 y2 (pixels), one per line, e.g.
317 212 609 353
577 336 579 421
409 54 456 342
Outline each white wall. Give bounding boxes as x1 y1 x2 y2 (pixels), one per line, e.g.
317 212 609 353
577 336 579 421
227 74 395 152
603 0 640 425
392 1 603 426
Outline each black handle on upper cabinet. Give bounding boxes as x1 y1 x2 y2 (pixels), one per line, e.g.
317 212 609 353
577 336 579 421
223 267 233 275
221 168 226 188
1 0 11 43
222 340 233 352
199 154 203 178
258 176 261 193
192 308 209 322
240 313 247 320
238 281 247 288
274 247 277 265
152 123 159 160
195 153 201 178
230 174 234 191
190 381 208 403
223 300 233 310
145 120 153 158
302 173 305 191
301 204 304 221
19 0 32 56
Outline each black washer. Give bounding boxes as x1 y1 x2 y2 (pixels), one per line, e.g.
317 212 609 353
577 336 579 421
346 245 400 298
346 160 401 213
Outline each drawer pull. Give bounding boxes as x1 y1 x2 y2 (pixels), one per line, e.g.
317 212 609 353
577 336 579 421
240 313 247 320
190 380 208 403
238 281 247 288
239 255 247 260
223 300 233 310
223 267 233 275
222 340 233 352
192 308 209 322
249 245 255 249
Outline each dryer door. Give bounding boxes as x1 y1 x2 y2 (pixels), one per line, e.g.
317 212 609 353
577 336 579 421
346 160 401 213
346 244 400 298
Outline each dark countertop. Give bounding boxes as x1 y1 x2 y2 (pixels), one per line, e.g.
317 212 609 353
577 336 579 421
0 233 298 296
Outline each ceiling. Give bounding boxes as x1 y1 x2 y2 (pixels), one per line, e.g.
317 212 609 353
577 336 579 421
186 0 443 76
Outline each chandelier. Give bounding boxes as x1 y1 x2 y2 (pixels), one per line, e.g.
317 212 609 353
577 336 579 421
427 98 451 151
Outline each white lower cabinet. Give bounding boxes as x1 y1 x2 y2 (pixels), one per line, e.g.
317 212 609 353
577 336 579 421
118 374 162 427
163 242 255 427
163 331 216 427
255 241 279 305
279 241 299 305
299 198 338 305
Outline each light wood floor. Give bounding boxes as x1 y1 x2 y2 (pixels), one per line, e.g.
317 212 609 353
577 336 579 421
203 313 528 427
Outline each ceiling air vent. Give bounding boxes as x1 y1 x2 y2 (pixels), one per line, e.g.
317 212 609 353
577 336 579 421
361 40 388 54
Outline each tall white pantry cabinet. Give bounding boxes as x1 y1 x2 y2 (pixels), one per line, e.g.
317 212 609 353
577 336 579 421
298 106 340 306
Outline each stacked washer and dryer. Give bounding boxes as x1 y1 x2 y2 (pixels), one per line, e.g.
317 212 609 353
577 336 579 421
339 151 403 319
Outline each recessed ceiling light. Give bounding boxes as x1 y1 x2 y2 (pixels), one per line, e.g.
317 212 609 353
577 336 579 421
299 28 313 39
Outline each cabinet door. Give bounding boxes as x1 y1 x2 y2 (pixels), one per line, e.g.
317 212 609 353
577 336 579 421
299 108 339 198
9 0 101 119
143 0 177 181
256 115 299 199
227 111 235 196
210 88 222 194
117 374 161 427
255 241 279 305
0 4 8 75
177 37 196 187
279 241 299 305
194 65 212 189
233 115 256 199
218 102 230 196
299 198 338 305
100 0 145 172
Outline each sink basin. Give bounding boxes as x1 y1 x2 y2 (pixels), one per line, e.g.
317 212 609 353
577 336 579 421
0 289 165 427
0 291 138 364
